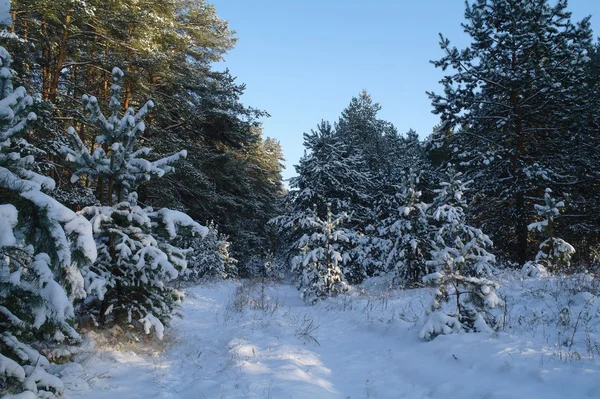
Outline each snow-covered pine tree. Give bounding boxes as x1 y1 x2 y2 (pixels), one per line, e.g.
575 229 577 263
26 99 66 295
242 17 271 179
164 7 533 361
523 188 575 276
419 169 501 340
335 90 397 184
381 129 431 189
179 221 237 281
368 129 435 285
427 0 593 265
292 206 350 304
0 44 97 397
346 229 384 283
379 171 431 286
286 120 373 225
568 41 600 267
62 67 206 339
273 120 372 283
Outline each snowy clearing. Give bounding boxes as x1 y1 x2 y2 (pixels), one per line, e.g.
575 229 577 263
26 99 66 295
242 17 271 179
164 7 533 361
61 277 600 399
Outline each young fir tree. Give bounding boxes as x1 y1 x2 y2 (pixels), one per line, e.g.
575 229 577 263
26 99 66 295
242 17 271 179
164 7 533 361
0 44 97 397
427 0 593 265
274 121 372 283
523 188 575 276
379 172 431 286
419 169 501 341
62 68 206 339
292 206 350 304
179 221 238 281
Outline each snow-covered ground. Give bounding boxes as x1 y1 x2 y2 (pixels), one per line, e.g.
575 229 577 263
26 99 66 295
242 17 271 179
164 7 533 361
61 275 600 398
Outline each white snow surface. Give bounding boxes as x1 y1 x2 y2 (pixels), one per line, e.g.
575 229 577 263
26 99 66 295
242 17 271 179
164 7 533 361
64 275 600 398
0 203 17 247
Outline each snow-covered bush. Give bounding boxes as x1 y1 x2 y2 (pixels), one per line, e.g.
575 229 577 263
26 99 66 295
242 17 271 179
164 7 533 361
525 188 575 274
179 221 237 281
0 43 97 397
521 261 550 278
292 206 350 304
419 170 502 340
62 68 206 339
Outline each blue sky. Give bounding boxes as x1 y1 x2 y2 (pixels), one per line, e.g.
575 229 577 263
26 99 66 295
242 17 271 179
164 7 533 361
211 0 600 182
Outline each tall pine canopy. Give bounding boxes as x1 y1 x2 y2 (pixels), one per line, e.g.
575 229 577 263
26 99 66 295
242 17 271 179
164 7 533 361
5 0 285 271
427 0 595 265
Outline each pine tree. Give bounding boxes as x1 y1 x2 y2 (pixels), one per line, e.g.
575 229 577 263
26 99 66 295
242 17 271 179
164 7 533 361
289 120 373 223
292 206 350 304
274 121 373 283
0 43 97 397
379 172 431 286
566 40 600 267
180 221 238 281
62 68 206 338
524 188 575 275
419 169 501 340
335 90 397 180
145 73 283 274
8 0 283 274
427 0 593 265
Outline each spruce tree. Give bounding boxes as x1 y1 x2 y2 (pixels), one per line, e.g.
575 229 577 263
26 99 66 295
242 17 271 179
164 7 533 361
420 169 501 340
524 188 575 275
292 206 350 304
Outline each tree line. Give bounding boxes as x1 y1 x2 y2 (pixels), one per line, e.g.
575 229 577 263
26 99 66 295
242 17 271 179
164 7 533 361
276 0 599 333
8 0 285 273
3 0 600 397
1 1 284 396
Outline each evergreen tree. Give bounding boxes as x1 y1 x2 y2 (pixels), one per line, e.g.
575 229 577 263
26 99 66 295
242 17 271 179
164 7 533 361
7 0 284 274
0 43 97 397
145 72 283 273
289 120 373 223
524 188 575 275
179 221 238 281
427 0 593 264
561 39 600 267
419 169 501 340
335 90 396 180
379 172 431 285
292 206 350 304
274 121 373 283
62 68 206 338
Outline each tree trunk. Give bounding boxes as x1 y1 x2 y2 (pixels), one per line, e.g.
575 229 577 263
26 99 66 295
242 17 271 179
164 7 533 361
103 41 109 104
511 46 529 266
516 191 528 265
49 9 72 102
41 17 49 100
123 25 135 110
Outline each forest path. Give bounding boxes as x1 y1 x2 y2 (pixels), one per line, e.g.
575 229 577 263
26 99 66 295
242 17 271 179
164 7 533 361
69 279 600 399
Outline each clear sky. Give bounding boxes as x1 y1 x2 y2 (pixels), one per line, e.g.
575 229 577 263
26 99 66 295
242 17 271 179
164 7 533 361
211 0 600 183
